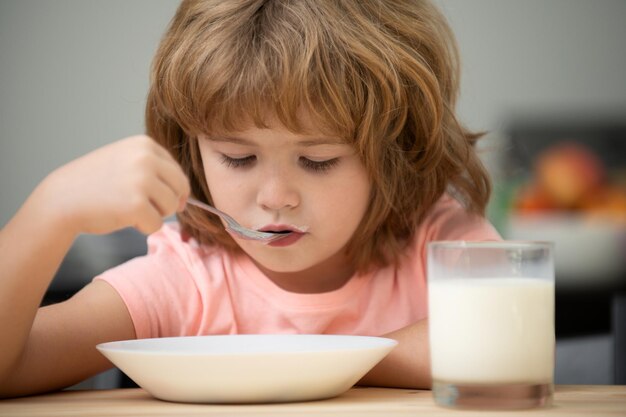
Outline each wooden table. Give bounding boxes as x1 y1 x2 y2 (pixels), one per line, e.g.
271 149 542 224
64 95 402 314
1 385 625 416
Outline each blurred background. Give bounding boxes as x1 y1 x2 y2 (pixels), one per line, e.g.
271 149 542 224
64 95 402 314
1 0 625 387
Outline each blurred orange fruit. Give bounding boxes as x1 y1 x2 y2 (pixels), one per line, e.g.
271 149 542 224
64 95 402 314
535 142 605 208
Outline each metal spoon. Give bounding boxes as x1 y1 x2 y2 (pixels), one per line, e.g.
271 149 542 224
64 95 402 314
186 197 291 243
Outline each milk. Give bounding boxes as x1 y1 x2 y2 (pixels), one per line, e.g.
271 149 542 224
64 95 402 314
429 277 554 384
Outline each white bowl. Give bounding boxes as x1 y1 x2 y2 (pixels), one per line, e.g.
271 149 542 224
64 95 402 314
96 334 397 404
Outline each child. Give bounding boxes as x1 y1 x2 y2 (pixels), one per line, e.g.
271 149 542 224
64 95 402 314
0 0 500 397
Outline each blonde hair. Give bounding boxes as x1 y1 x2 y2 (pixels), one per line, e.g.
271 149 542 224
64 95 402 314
146 0 491 271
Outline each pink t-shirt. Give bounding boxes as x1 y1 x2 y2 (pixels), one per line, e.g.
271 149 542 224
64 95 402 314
95 195 500 339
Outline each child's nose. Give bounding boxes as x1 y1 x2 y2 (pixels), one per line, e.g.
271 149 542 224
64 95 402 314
256 168 300 212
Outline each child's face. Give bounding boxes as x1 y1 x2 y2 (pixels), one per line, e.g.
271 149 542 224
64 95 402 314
197 114 371 276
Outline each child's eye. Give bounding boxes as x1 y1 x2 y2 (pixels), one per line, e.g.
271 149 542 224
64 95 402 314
299 157 340 173
220 154 256 168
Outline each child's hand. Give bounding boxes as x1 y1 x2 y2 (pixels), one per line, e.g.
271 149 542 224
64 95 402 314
36 135 190 236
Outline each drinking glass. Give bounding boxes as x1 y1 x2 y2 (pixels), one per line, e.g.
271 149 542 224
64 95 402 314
428 241 555 410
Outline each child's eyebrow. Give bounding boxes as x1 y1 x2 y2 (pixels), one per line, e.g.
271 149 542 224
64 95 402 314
208 136 346 147
207 136 254 146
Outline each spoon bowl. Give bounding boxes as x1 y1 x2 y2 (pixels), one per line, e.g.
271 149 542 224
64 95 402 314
186 198 290 243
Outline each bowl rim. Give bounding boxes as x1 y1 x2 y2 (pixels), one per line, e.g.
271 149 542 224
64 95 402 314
96 334 398 356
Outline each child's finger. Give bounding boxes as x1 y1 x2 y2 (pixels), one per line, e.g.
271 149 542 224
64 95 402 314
156 156 191 203
177 196 188 213
147 178 184 218
134 202 165 235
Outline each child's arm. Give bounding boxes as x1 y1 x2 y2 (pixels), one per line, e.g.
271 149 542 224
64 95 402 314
358 319 431 389
0 135 189 397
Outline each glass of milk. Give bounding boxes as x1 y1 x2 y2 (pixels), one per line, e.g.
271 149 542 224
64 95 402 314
428 241 554 410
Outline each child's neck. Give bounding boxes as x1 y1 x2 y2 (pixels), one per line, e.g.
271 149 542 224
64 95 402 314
252 252 356 294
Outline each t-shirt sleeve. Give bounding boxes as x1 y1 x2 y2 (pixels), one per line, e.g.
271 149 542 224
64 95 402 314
411 195 502 278
93 225 205 339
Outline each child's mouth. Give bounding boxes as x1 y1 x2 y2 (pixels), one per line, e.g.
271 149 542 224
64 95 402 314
258 224 308 247
265 231 305 247
258 224 309 234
